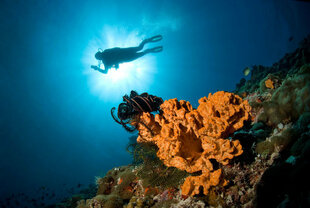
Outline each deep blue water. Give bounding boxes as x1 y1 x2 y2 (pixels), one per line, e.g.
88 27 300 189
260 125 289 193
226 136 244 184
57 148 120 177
1 0 310 206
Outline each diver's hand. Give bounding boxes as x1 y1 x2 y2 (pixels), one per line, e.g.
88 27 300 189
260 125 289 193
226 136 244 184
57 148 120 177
91 65 98 70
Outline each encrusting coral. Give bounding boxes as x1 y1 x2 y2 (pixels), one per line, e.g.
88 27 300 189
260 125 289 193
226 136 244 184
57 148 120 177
265 79 274 89
258 64 310 126
133 91 251 196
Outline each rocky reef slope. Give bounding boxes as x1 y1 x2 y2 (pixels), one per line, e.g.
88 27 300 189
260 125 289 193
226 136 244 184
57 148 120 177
56 35 310 208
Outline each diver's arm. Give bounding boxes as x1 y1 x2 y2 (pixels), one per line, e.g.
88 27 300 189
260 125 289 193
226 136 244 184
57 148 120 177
97 67 108 74
91 65 108 74
91 65 99 70
91 59 103 70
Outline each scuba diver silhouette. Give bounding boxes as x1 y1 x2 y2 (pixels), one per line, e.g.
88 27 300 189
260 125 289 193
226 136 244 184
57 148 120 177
91 35 163 74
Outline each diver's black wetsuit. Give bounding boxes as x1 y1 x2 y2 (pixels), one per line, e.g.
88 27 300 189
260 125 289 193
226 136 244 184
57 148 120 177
92 35 163 73
101 46 146 69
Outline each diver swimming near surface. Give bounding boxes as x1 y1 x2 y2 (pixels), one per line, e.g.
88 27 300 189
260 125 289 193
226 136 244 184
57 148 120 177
91 35 163 74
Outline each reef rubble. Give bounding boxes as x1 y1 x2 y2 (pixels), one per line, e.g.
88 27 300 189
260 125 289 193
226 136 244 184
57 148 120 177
57 35 310 208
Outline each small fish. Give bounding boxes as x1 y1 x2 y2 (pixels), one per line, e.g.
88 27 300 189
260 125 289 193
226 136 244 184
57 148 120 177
117 178 123 185
243 67 251 76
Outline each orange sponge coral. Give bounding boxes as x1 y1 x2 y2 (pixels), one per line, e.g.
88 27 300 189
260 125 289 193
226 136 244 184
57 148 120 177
181 169 225 196
134 91 251 196
197 91 251 138
265 78 275 89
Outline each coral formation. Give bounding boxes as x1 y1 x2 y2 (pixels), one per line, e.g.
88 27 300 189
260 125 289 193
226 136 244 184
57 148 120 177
134 91 251 196
258 64 310 126
259 74 281 94
265 78 274 89
255 127 294 155
51 34 310 208
235 35 310 95
137 158 188 189
181 169 224 196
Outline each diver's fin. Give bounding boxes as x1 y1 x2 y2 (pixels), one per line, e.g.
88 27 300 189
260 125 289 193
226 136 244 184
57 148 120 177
145 35 163 43
145 46 163 53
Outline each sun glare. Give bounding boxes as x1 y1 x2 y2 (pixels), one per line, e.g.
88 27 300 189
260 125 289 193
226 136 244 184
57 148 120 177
83 26 157 102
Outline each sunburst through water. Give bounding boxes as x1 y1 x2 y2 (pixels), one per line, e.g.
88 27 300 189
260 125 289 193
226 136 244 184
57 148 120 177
83 26 157 101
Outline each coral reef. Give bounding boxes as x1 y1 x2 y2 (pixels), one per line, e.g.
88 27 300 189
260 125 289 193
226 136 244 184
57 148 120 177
52 35 310 208
137 157 189 189
231 35 310 207
181 169 224 196
235 35 310 95
258 64 310 126
134 91 251 196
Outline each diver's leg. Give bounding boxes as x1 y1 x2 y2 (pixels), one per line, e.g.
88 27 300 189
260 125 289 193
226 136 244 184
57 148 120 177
125 47 162 62
136 40 147 51
124 46 143 53
130 52 146 61
136 35 163 51
124 39 151 53
114 47 146 63
114 35 163 54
